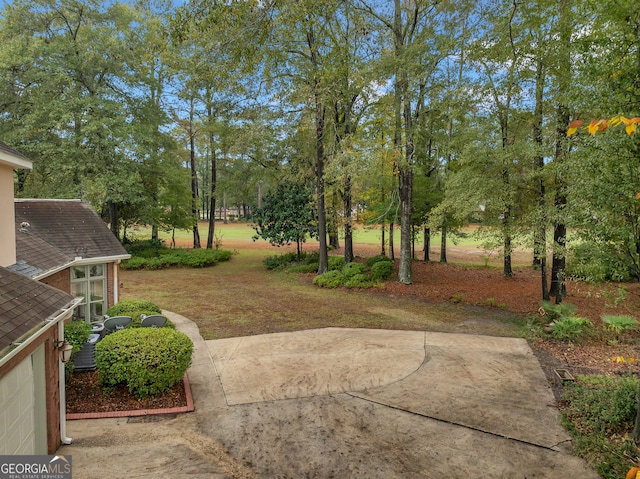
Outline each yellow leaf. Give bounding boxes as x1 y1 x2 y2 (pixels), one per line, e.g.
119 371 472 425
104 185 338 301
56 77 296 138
567 127 578 137
588 120 600 135
611 115 622 126
626 123 637 135
636 193 640 199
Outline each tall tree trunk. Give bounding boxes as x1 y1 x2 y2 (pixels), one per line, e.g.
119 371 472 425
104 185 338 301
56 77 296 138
307 26 328 274
315 98 329 274
549 1 571 301
344 175 353 263
394 0 413 284
206 148 217 249
329 191 340 249
440 223 447 263
381 221 386 257
532 54 549 299
389 222 395 260
423 227 430 262
189 98 200 249
503 233 513 278
108 200 119 240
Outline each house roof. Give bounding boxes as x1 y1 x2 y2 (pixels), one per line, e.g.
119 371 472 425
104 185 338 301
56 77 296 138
11 199 129 279
0 140 32 170
0 266 74 352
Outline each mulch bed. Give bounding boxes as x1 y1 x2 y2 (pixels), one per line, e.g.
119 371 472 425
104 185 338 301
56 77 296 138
66 370 187 414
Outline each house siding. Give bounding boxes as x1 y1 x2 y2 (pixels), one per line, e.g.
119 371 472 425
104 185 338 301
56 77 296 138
0 326 61 454
0 164 16 267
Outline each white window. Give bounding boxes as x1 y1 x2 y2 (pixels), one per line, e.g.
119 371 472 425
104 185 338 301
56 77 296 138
71 264 106 323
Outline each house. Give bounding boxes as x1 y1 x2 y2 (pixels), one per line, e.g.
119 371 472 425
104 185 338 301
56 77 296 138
12 199 130 323
0 140 79 454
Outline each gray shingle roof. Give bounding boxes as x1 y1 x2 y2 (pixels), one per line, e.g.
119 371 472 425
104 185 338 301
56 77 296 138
0 267 74 352
13 200 129 276
0 140 31 164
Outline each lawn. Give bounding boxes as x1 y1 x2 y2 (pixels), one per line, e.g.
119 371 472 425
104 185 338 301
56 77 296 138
120 247 523 340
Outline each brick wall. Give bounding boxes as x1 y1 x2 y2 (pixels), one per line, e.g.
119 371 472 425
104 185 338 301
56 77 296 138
40 268 70 294
107 262 115 308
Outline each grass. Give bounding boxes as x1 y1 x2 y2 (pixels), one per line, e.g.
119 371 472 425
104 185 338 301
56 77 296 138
128 222 489 250
120 247 523 340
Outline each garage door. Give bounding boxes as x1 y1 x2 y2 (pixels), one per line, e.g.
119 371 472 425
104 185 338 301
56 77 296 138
0 345 46 455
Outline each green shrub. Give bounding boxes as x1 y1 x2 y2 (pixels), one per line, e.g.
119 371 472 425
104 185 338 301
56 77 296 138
328 256 344 271
344 273 374 289
64 320 93 375
566 241 633 282
95 328 193 398
562 375 639 478
182 249 220 267
105 301 175 329
123 238 166 255
120 256 148 270
263 252 315 270
365 255 392 268
107 300 162 316
342 262 366 278
550 316 592 341
601 314 638 336
371 260 393 281
123 248 232 270
286 263 318 273
313 270 344 288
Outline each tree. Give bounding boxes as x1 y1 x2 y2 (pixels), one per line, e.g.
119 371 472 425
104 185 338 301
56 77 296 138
357 0 450 284
252 182 318 260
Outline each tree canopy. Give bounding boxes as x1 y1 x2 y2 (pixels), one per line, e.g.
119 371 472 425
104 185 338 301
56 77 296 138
1 0 639 287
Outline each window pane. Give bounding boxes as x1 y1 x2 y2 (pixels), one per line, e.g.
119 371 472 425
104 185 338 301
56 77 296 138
73 303 88 322
70 283 87 303
90 264 104 277
90 301 104 319
71 266 86 280
89 280 104 301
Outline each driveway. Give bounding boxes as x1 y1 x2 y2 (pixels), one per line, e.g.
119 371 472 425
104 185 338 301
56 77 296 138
60 311 598 478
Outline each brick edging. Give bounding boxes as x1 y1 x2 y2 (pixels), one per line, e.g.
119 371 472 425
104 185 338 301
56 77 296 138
67 373 194 420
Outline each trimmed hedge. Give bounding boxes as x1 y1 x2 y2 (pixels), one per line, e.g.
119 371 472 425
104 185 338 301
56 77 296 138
95 328 193 398
107 300 162 316
106 300 176 329
121 248 232 270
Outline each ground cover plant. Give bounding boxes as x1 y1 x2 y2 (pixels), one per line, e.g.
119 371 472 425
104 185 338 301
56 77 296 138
561 375 639 479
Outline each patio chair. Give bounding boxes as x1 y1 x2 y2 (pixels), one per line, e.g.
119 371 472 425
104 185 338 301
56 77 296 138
103 315 132 333
140 314 167 328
